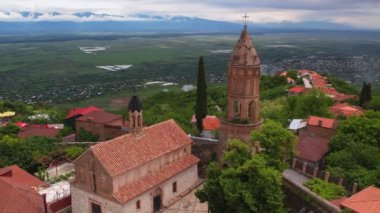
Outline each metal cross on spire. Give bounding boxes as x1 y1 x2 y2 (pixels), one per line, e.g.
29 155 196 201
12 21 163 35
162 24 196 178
243 13 249 27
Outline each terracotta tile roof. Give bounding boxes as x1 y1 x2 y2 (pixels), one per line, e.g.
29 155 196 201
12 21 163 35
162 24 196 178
341 186 380 213
228 27 260 66
90 119 194 177
76 111 122 124
113 155 199 203
330 196 348 207
289 86 305 94
0 165 47 189
191 115 221 131
307 116 337 129
18 126 59 139
64 106 103 119
296 134 330 162
0 179 46 213
330 103 363 117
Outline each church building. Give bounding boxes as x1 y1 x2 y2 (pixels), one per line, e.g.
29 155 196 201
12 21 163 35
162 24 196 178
71 96 200 213
220 25 263 143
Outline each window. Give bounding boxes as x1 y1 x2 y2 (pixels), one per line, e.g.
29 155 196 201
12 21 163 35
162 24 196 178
172 181 177 193
248 102 254 118
91 202 101 213
136 200 141 210
233 101 241 116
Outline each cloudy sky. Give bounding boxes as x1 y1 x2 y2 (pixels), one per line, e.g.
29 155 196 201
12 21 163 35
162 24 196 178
0 0 379 29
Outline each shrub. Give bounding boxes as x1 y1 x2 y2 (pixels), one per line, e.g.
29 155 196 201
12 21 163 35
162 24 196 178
304 178 347 200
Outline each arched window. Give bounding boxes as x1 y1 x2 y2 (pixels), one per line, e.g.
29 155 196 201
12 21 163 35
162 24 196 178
248 102 254 118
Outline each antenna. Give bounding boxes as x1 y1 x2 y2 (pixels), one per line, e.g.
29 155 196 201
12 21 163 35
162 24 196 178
243 13 249 27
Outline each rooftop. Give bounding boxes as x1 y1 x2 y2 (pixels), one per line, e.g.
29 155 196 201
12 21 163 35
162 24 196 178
64 106 103 119
341 186 380 213
0 178 46 213
307 116 337 129
87 119 194 177
296 134 330 162
17 126 59 139
76 110 122 124
191 115 221 131
0 165 47 189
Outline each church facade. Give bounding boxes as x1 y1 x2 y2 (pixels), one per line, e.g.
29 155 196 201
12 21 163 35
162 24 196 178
220 26 263 143
71 96 200 213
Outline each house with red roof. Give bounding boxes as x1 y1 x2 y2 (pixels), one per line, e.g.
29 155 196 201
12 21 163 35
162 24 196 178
330 103 363 117
71 97 200 213
75 110 128 141
0 178 49 213
296 134 330 167
288 86 306 96
0 165 48 191
300 116 338 139
340 186 380 213
191 115 221 138
18 126 59 139
63 106 103 129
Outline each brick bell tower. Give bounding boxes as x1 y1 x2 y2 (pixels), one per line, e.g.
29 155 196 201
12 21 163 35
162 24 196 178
220 25 263 144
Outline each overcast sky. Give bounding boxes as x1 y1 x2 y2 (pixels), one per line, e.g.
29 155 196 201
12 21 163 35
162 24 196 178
0 0 379 29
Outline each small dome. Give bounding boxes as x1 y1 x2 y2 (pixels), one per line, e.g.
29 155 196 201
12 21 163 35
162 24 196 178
128 96 142 112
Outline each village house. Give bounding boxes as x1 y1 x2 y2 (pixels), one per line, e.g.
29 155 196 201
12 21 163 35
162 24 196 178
190 115 221 139
71 96 200 213
64 106 103 129
339 186 380 213
18 125 59 139
299 116 338 139
330 102 363 117
75 110 128 141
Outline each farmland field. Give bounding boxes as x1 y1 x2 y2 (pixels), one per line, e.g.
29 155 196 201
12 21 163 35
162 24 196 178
0 31 379 105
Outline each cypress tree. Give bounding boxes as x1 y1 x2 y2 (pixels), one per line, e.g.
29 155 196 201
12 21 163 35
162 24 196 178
367 83 372 102
360 82 368 106
195 56 207 133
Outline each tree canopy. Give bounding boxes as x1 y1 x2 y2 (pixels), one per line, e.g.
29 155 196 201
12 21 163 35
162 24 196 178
251 120 297 170
326 111 380 188
196 139 286 213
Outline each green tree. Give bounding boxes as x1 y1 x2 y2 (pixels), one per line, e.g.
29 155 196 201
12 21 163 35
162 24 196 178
65 146 86 159
251 120 297 170
196 140 286 213
367 96 380 111
285 90 333 119
195 56 208 132
360 82 372 107
77 128 100 142
326 111 380 188
0 123 20 136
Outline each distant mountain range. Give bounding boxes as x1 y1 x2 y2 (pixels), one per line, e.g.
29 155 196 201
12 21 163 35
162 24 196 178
0 11 353 33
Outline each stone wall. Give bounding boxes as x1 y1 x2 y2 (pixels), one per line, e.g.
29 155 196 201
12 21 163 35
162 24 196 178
71 164 198 213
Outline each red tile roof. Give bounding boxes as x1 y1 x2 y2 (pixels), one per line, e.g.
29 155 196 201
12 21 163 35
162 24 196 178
296 134 330 162
330 103 363 117
330 196 348 207
64 106 103 119
191 115 221 131
307 116 337 129
18 126 59 139
289 86 305 94
341 186 380 213
14 122 28 128
113 155 199 203
76 111 122 124
0 165 47 189
89 119 194 177
0 179 46 213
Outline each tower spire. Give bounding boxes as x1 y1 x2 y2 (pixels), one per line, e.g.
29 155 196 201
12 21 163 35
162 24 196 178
243 13 249 28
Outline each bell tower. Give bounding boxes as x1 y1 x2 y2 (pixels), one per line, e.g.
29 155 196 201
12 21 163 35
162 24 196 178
128 95 143 133
220 25 263 143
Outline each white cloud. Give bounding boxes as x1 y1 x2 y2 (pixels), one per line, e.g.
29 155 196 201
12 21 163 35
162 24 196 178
0 0 379 29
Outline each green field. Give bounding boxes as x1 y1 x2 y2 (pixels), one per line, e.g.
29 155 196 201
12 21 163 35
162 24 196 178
0 31 379 105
